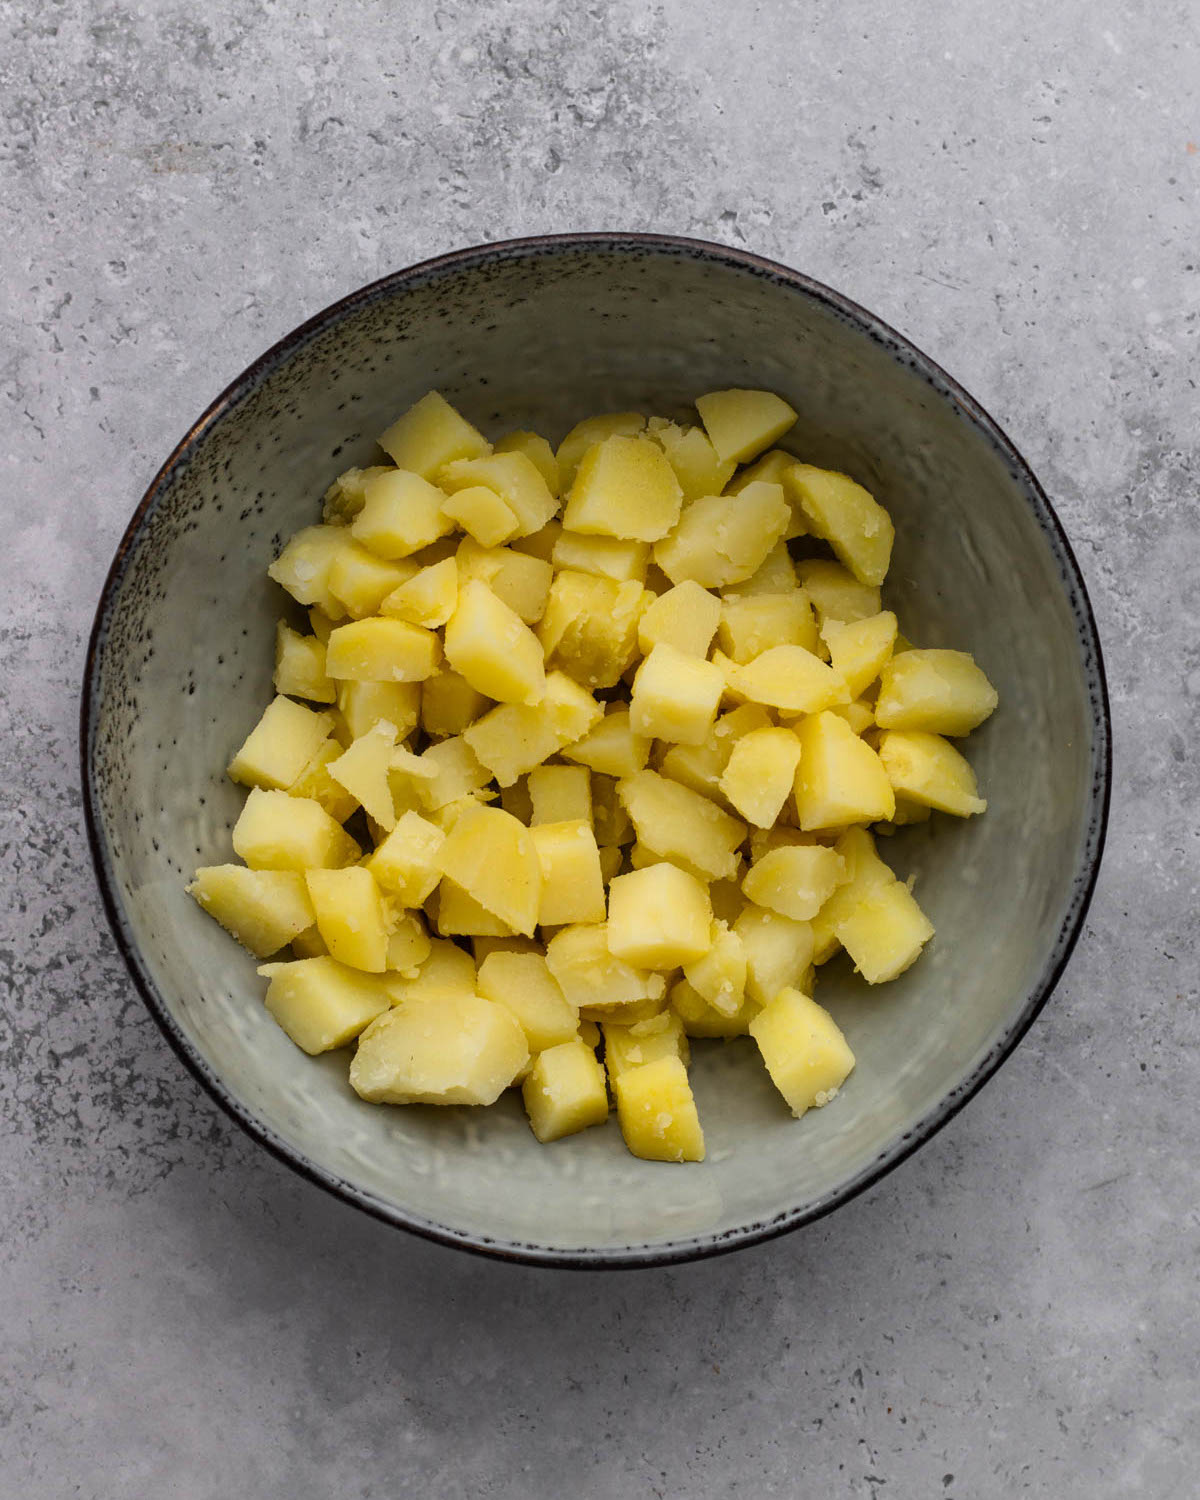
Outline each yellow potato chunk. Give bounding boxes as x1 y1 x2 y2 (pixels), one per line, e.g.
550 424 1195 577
560 707 650 779
556 411 646 488
718 592 819 663
719 726 803 827
274 622 335 703
723 644 848 714
305 866 389 972
380 556 458 629
650 421 737 500
630 643 725 746
414 734 490 810
290 924 328 958
825 698 876 736
327 720 398 829
874 649 999 736
750 987 855 1117
603 1010 690 1083
325 617 440 683
439 484 519 547
726 449 802 531
528 765 592 824
670 975 758 1038
268 524 353 617
436 803 541 936
435 878 514 937
545 924 665 1017
463 671 602 786
784 464 894 586
494 429 560 495
510 519 562 562
614 1055 705 1162
188 865 314 958
439 451 557 537
386 911 431 971
531 820 607 926
322 464 394 524
659 703 773 803
637 580 721 658
618 770 747 881
326 544 420 618
552 530 650 583
734 904 816 1005
444 579 546 706
695 388 798 465
722 539 798 597
653 483 790 589
792 711 895 830
421 669 490 737
478 951 579 1052
877 729 987 816
809 826 895 964
350 468 455 559
286 739 359 823
564 434 683 542
837 880 935 983
742 844 849 922
537 570 645 690
607 863 713 969
384 936 476 1004
794 558 881 624
260 956 391 1053
378 391 490 479
366 809 445 907
337 679 420 740
227 696 334 791
682 920 747 1015
821 609 897 699
232 788 360 871
350 991 528 1105
523 1040 610 1142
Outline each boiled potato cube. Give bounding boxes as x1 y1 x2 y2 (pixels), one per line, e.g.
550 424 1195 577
528 765 591 824
350 992 528 1105
825 698 876 736
510 519 562 562
720 726 803 827
734 904 816 1005
439 451 557 537
327 543 421 618
322 464 394 525
188 865 314 957
659 703 773 803
308 606 338 643
268 524 352 617
682 920 747 1015
274 622 335 703
563 434 683 542
560 707 650 779
337 679 420 740
874 649 999 736
723 644 848 714
722 539 797 597
696 388 797 464
618 770 746 881
877 729 987 816
650 421 736 500
794 559 881 624
538 571 645 690
614 1055 705 1162
742 845 849 922
232 788 360 871
440 483 519 547
350 468 454 558
326 617 440 683
421 669 490 737
228 696 333 791
478 951 579 1052
455 538 555 623
607 863 713 969
260 956 391 1053
437 803 541 936
436 878 514 937
531 820 607 926
784 464 894 586
726 449 801 531
637 580 721 658
415 734 491 810
523 1040 610 1142
545 924 664 1016
386 911 432 972
749 987 855 1117
837 879 934 983
445 579 546 705
670 975 758 1037
718 592 819 663
792 711 895 830
630 643 724 746
286 739 359 823
367 809 445 906
552 530 649 583
653 483 790 589
384 936 476 1004
380 556 458 628
463 671 602 786
556 411 646 489
604 1010 689 1085
327 720 399 828
305 866 389 972
888 795 933 827
378 391 490 478
494 429 560 495
822 610 898 698
809 826 896 960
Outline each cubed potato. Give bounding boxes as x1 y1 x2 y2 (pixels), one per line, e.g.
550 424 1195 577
723 644 848 715
682 920 747 1015
414 734 491 810
228 696 334 791
380 556 458 629
531 820 608 926
874 649 999 736
653 483 790 589
259 956 391 1053
436 803 541 936
722 539 798 597
888 795 934 826
523 1040 610 1142
232 788 360 871
695 388 797 465
305 866 390 972
630 644 725 746
538 570 645 690
274 622 335 703
784 464 894 586
793 711 895 830
607 863 713 969
350 991 528 1105
528 765 591 824
385 911 432 972
286 739 359 822
877 729 987 816
822 611 898 699
604 1010 689 1084
720 726 803 827
545 923 664 1016
509 519 562 563
734 903 816 1005
421 669 490 737
463 671 602 786
440 483 519 547
809 826 896 963
327 542 422 619
478 951 579 1052
455 537 555 623
618 770 746 881
794 559 881 624
591 774 634 847
562 433 683 542
670 975 758 1038
825 698 876 736
327 719 399 828
308 606 338 643
444 579 546 705
494 429 560 496
552 530 650 583
560 707 650 780
650 421 737 500
378 391 491 478
637 580 722 659
188 865 315 957
837 878 934 983
659 703 773 803
322 464 394 525
749 987 855 1117
717 592 819 663
325 617 441 683
337 679 420 740
435 878 514 937
439 451 557 537
383 936 476 1005
268 524 353 617
614 1055 705 1162
555 411 646 489
725 449 800 531
367 809 445 906
742 844 849 922
349 468 455 559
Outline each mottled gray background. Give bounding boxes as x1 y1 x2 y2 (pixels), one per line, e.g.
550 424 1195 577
2 0 1197 1495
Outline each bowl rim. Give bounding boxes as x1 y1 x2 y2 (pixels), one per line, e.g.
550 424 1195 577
80 230 1112 1269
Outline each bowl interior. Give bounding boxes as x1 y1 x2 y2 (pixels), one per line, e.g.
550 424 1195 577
85 239 1106 1263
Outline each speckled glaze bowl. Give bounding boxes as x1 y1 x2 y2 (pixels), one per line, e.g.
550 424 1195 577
82 234 1109 1267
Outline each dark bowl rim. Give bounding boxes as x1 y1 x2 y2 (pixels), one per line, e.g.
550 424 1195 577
80 230 1112 1269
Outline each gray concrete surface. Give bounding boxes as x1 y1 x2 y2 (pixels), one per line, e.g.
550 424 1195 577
2 1 1197 1494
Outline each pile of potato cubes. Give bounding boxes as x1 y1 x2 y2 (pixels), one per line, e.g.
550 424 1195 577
189 387 998 1163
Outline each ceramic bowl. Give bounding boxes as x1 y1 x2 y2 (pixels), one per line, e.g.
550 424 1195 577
82 234 1110 1267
